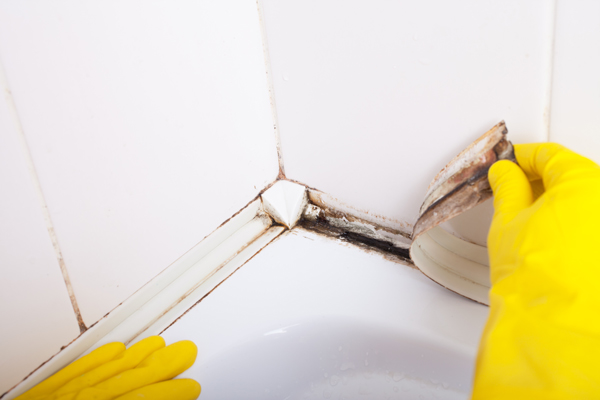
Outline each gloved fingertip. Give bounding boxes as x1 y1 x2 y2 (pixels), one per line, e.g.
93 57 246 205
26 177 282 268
488 160 519 191
488 160 533 220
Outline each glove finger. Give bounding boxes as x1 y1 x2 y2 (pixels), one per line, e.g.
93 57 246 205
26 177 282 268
488 160 533 224
74 340 198 400
15 343 125 400
51 336 166 398
135 340 197 373
515 143 600 190
114 379 200 400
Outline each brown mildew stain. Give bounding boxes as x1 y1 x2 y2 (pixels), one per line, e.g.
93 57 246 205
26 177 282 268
255 0 286 179
158 229 287 335
48 224 87 333
86 319 100 331
276 165 286 180
5 81 87 333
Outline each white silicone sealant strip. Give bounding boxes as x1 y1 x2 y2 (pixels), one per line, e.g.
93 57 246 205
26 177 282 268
4 198 274 399
95 219 279 348
138 226 285 341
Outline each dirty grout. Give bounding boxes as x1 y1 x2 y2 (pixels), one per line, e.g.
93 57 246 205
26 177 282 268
255 0 286 179
0 59 87 334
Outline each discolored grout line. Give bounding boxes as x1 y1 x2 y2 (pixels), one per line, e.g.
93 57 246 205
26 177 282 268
0 59 87 334
256 0 286 180
543 0 558 142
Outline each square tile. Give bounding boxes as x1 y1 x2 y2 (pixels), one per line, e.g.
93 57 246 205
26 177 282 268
262 0 553 225
0 0 279 325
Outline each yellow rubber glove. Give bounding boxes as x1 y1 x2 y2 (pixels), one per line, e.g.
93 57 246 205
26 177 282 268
472 143 600 399
15 336 200 400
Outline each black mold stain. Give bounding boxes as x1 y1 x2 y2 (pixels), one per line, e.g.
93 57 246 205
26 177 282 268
298 216 412 264
339 231 410 260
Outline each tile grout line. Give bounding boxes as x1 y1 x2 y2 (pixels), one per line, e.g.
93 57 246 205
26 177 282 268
256 0 286 179
0 59 87 333
543 0 559 142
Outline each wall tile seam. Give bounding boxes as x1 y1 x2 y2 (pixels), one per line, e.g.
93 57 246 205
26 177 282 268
544 0 558 142
256 0 286 179
0 58 87 333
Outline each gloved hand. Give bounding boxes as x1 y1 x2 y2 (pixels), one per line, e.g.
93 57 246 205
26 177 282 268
472 143 600 399
15 336 200 400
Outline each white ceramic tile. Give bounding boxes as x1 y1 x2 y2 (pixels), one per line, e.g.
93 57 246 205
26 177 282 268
0 1 279 325
550 0 600 164
160 229 489 399
261 0 553 226
0 86 80 395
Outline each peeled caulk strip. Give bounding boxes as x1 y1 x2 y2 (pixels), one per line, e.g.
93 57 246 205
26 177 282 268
410 121 516 305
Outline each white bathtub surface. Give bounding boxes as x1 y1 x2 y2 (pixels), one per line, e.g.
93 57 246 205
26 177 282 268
160 229 489 399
